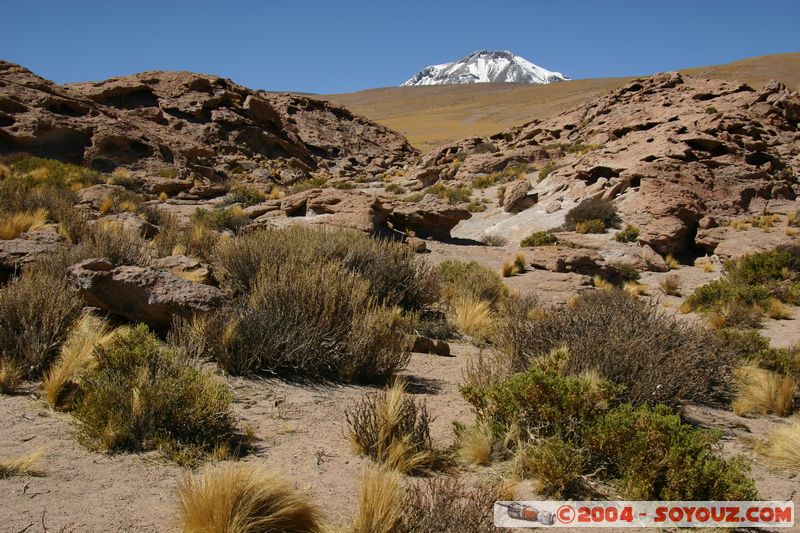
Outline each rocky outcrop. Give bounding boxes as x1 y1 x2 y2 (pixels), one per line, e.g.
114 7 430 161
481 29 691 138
0 61 418 186
409 72 800 254
0 229 64 279
67 258 226 328
527 246 606 276
502 178 534 212
274 189 471 237
411 335 451 356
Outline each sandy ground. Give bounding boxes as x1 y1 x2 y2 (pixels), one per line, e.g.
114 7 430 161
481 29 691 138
2 232 800 532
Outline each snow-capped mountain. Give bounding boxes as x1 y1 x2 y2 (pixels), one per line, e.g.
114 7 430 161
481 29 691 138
401 50 568 87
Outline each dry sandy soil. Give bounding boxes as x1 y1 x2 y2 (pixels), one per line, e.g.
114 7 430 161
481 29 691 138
324 53 800 151
2 238 799 532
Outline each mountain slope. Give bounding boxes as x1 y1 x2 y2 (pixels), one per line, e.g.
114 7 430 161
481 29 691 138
325 53 800 152
401 50 567 86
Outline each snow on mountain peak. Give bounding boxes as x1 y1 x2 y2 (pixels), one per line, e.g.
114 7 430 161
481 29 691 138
401 50 568 87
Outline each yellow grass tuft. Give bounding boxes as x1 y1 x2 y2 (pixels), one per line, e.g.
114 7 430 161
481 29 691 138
176 462 325 533
760 423 800 473
351 465 404 533
732 365 795 418
623 281 647 296
0 208 48 239
99 196 114 214
659 274 681 296
767 299 793 320
42 315 115 410
592 275 614 291
452 296 494 339
513 253 526 273
501 261 514 277
702 261 715 272
0 358 23 394
458 421 495 466
0 449 44 478
159 191 169 202
665 254 679 270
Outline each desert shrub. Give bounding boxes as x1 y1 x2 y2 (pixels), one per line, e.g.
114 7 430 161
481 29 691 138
212 226 438 311
564 198 619 230
732 365 795 417
659 274 681 296
538 161 557 181
609 261 640 282
400 476 500 533
520 231 558 247
288 176 327 194
415 309 459 341
2 154 103 189
491 289 736 406
512 438 587 498
79 222 151 266
0 270 82 379
585 403 757 500
0 449 44 478
614 224 640 243
180 260 414 380
760 422 800 473
461 366 620 439
439 260 507 307
222 183 266 206
107 169 143 191
481 233 507 247
192 206 250 233
73 325 237 464
99 189 144 215
177 463 324 533
425 182 473 204
345 380 436 473
575 218 606 234
0 359 23 394
685 246 800 315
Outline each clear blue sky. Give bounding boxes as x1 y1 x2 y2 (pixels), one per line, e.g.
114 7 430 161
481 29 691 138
2 1 798 94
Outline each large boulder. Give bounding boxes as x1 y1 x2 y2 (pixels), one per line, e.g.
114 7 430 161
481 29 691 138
503 178 535 212
527 246 606 275
386 197 472 238
67 258 226 328
280 189 390 233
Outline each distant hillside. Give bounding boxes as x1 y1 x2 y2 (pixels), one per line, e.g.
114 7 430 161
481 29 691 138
324 53 800 152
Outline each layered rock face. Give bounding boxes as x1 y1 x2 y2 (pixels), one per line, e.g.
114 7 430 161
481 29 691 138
0 61 418 183
412 73 800 254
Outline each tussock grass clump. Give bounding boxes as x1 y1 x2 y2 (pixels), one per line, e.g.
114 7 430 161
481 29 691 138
501 261 514 277
223 183 266 207
614 224 640 243
0 449 44 478
592 274 614 290
351 466 404 533
732 365 795 417
760 423 800 473
659 274 681 296
564 197 618 231
480 233 507 247
0 208 48 239
491 289 736 406
177 462 324 533
73 325 237 464
520 231 559 247
0 359 23 394
622 281 647 296
213 226 438 311
180 259 414 380
454 421 496 466
452 296 494 340
42 314 117 410
0 270 83 379
439 260 507 307
345 380 436 474
767 298 792 319
425 182 473 204
513 253 526 273
665 253 680 270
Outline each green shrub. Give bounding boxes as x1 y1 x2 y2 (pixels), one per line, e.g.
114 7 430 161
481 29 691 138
491 290 736 406
191 206 250 233
461 366 621 438
575 219 606 234
538 162 557 181
608 262 640 282
288 176 328 194
438 260 508 307
177 259 414 380
614 224 640 243
222 183 265 206
73 325 237 465
212 226 439 310
2 154 104 189
0 270 83 379
585 404 757 500
425 183 473 204
520 231 559 247
565 198 619 230
513 438 587 498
